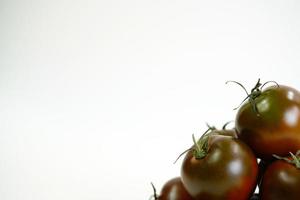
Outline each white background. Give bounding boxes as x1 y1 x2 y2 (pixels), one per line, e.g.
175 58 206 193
1 0 300 199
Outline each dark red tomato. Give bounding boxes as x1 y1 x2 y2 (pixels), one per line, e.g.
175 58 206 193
181 134 258 200
260 155 300 200
152 177 194 200
235 84 300 160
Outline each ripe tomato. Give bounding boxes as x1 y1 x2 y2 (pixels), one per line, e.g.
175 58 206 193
260 152 300 200
234 81 300 160
151 177 194 200
181 133 258 200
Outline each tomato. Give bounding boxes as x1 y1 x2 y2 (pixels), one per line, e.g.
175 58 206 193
260 152 300 200
233 80 300 160
181 133 258 200
151 177 194 200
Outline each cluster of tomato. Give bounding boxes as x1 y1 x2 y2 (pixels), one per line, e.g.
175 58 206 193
150 79 300 200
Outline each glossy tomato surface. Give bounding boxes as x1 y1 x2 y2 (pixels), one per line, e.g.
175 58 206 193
181 135 258 200
236 85 300 160
158 177 194 200
260 159 300 200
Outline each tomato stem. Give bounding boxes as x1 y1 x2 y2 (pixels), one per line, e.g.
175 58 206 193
226 79 280 116
173 124 215 163
173 147 193 164
273 152 300 169
192 126 215 159
289 152 300 169
150 182 158 200
192 134 201 154
192 134 207 159
260 80 280 90
222 121 234 130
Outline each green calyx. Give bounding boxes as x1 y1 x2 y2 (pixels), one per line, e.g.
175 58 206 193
192 125 216 159
273 150 300 169
192 134 208 159
174 122 232 163
226 78 279 116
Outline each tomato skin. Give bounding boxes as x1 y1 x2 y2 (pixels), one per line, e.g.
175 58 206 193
260 160 300 200
236 85 300 160
158 177 194 200
181 135 258 200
